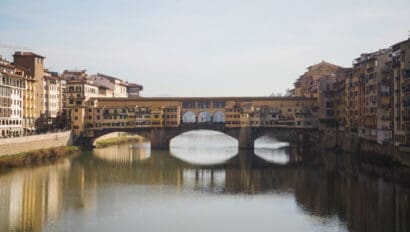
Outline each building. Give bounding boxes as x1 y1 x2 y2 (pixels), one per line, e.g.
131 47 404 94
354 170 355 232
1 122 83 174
72 97 318 137
0 57 25 137
13 52 45 123
352 49 392 143
43 71 62 120
61 70 88 81
292 61 341 99
127 83 143 98
89 73 128 98
392 38 410 147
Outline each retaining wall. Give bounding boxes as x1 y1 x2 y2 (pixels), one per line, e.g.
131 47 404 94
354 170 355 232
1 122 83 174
0 131 73 156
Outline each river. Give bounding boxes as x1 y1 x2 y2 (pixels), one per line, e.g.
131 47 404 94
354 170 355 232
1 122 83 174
0 130 409 232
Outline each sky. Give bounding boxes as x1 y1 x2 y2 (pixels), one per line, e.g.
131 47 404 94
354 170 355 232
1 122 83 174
0 0 409 97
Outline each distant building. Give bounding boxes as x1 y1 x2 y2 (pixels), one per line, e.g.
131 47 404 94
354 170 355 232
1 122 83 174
127 83 143 98
292 61 341 99
61 70 88 81
89 73 128 98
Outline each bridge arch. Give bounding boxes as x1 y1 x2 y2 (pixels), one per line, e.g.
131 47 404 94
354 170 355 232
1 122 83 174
169 130 238 165
212 111 225 123
182 111 196 123
197 111 212 123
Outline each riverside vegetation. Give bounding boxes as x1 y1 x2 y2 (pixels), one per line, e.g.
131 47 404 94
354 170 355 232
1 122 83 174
0 146 80 168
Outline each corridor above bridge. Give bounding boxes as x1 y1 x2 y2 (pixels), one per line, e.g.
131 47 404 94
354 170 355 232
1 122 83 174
69 96 318 140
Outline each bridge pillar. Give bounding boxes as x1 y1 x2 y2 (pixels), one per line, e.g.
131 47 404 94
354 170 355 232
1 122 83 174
238 127 255 150
149 128 170 149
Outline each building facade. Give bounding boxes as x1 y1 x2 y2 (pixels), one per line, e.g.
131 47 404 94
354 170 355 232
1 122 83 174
0 57 25 137
43 71 62 120
13 52 45 122
392 38 410 147
89 73 128 98
353 49 392 143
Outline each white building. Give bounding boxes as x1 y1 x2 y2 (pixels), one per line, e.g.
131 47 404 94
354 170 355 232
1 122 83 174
0 57 24 137
43 71 62 119
89 73 128 98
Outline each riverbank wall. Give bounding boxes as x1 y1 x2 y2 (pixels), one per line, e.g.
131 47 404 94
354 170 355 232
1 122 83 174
0 131 73 157
320 129 410 166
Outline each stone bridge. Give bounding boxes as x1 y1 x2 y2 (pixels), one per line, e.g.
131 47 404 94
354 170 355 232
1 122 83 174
77 123 319 150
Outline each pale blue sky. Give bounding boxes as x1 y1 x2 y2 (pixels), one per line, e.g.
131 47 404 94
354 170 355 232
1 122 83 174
1 0 409 96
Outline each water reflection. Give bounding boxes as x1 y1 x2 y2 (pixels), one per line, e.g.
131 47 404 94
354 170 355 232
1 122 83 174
94 142 151 163
0 135 409 232
0 160 70 232
254 136 290 165
170 130 238 165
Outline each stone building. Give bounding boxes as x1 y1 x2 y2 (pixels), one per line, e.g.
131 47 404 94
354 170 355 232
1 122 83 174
13 52 45 121
292 61 341 99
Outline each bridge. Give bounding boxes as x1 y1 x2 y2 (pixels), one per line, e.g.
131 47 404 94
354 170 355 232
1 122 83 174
71 96 319 149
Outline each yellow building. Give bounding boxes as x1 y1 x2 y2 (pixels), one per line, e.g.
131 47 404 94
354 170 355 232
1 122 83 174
73 97 318 137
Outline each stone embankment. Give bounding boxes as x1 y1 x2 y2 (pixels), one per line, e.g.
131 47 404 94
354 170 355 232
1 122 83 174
320 129 409 166
0 131 73 157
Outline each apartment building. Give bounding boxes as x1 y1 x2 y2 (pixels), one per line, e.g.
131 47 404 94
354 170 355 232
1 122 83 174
292 61 341 98
13 52 45 121
0 57 25 137
43 71 62 120
352 49 392 143
392 38 410 146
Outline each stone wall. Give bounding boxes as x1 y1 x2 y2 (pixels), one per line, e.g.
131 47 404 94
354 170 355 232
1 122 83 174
0 131 73 156
321 130 396 157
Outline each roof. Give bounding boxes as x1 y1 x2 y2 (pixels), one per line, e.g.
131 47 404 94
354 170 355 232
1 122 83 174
391 38 410 49
127 82 143 90
0 71 25 80
94 73 123 82
63 69 87 74
13 51 45 59
66 79 100 87
306 61 341 70
353 48 391 65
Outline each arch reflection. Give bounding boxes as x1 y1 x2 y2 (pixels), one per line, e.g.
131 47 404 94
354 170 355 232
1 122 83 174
93 141 151 164
170 130 238 165
254 136 290 165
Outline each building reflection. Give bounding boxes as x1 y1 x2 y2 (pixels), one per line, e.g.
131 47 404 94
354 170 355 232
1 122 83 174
93 142 151 164
0 142 409 232
0 160 70 232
